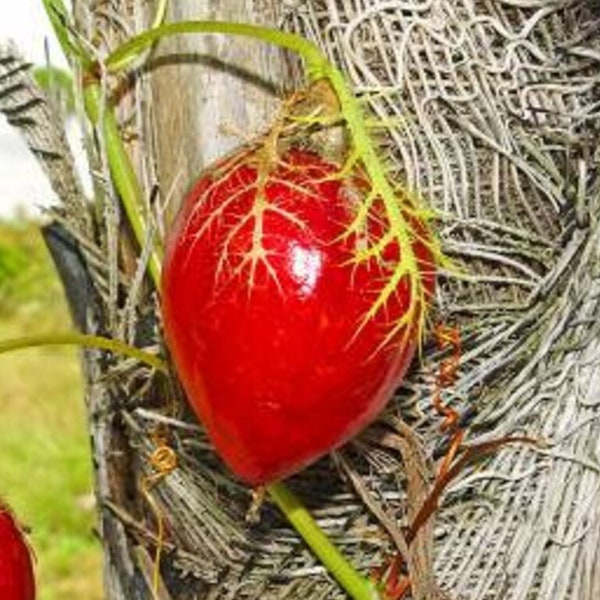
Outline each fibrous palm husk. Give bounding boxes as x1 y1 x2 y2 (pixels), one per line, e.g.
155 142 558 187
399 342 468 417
2 0 599 599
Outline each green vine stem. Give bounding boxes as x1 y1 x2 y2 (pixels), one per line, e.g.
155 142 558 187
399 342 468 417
41 0 87 64
42 0 162 285
81 83 162 284
268 482 379 600
0 332 166 373
105 21 444 344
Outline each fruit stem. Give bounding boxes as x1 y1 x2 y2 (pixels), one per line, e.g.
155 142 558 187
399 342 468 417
0 332 166 372
267 482 380 600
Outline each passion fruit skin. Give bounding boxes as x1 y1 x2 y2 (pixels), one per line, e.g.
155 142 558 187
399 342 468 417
0 504 35 600
162 148 434 485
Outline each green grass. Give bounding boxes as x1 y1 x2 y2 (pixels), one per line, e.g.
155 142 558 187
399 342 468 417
0 219 103 600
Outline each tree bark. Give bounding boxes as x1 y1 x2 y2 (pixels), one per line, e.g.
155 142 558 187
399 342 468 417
147 0 291 213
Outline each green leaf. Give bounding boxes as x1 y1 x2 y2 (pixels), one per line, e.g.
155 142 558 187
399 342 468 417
33 66 75 116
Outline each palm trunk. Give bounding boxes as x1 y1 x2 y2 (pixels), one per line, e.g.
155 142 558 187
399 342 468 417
4 1 600 599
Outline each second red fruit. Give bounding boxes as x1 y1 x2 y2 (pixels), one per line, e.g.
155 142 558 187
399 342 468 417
0 501 35 600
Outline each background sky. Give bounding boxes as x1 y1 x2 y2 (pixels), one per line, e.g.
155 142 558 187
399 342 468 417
0 0 69 217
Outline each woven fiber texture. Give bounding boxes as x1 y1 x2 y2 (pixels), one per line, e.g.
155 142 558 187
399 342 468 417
281 1 600 598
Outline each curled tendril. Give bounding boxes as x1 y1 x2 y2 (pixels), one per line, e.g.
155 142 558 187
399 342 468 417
141 430 178 600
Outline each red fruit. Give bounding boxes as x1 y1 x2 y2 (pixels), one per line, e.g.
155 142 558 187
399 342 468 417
0 501 35 600
162 147 434 484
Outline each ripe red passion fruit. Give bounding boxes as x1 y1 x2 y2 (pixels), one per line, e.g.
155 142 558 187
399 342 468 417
162 147 434 484
0 501 35 600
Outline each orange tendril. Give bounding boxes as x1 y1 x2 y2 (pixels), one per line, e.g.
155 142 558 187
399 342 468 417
432 324 463 476
140 429 178 600
374 324 464 599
